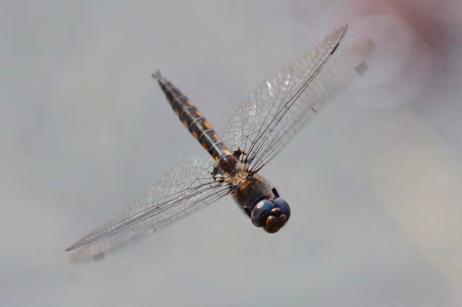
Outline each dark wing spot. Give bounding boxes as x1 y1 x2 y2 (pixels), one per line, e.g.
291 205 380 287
330 42 340 55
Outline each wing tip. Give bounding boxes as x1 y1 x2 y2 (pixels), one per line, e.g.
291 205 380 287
336 24 349 37
328 24 349 55
65 236 88 253
65 243 78 253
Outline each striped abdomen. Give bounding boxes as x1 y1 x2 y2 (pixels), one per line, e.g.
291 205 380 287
153 72 232 162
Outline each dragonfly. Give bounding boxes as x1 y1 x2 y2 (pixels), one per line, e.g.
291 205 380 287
66 24 372 262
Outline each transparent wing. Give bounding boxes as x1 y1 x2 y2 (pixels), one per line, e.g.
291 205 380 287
66 154 231 262
222 25 373 172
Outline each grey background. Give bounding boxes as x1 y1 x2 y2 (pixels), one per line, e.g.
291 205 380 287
2 0 462 306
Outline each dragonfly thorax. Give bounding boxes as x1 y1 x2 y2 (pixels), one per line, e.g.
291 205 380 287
230 172 291 233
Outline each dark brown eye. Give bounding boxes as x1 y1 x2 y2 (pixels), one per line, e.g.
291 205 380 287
262 198 290 233
263 214 289 233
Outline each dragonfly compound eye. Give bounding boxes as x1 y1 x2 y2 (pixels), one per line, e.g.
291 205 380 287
263 198 290 233
250 199 274 227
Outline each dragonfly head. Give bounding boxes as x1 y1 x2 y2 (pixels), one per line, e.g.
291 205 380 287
250 198 291 233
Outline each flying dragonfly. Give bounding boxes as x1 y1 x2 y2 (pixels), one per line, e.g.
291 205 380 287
66 25 372 262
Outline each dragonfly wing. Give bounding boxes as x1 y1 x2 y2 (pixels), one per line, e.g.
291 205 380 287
222 25 373 171
66 155 231 262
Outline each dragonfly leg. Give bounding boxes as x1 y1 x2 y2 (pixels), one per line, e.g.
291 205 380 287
233 148 249 163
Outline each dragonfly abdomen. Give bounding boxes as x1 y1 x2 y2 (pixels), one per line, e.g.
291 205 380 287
154 72 232 162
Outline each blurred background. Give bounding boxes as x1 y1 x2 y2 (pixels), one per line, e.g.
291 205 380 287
1 0 462 306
